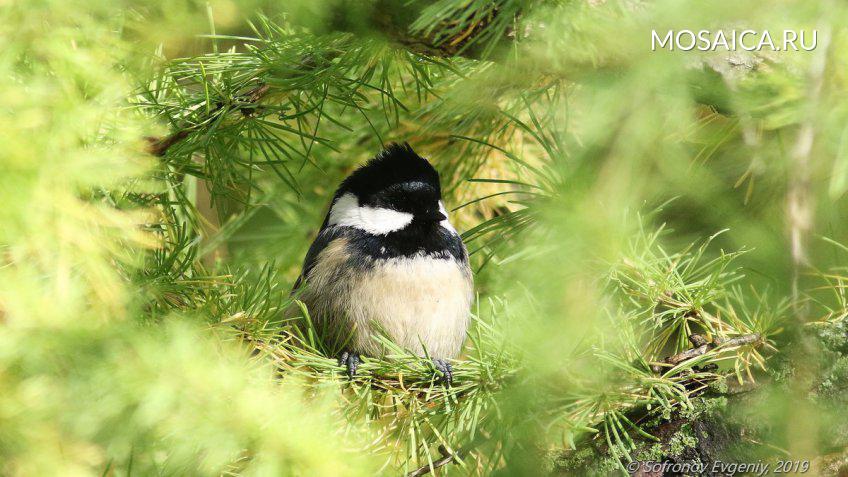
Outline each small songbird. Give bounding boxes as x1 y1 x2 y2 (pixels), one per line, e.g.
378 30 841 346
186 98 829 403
293 143 472 383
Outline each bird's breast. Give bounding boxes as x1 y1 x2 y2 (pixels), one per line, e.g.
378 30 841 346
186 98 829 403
303 235 472 358
349 254 472 358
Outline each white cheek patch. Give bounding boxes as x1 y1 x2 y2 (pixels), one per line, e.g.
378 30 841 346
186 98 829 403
328 193 413 235
438 201 458 235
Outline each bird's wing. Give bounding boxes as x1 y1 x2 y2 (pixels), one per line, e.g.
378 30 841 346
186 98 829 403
291 225 346 294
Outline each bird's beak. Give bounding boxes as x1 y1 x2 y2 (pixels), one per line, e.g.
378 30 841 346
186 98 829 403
422 210 447 222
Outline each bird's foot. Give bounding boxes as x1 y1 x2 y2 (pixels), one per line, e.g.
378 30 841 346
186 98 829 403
338 351 361 379
431 358 453 385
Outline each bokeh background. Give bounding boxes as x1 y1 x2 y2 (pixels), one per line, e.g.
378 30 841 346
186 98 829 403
2 0 848 475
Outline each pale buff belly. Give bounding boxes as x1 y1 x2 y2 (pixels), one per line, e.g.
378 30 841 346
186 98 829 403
302 239 472 358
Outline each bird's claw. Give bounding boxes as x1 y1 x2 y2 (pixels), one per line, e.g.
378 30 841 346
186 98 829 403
338 351 360 379
432 358 453 385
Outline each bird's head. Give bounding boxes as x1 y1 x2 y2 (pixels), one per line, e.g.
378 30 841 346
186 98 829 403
327 143 449 235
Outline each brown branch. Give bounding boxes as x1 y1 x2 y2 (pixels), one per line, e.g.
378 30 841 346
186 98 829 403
407 445 463 477
650 334 762 373
144 83 271 157
144 129 190 157
712 334 761 347
245 83 270 104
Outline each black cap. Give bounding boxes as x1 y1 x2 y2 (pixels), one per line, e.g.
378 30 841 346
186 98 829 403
336 143 440 200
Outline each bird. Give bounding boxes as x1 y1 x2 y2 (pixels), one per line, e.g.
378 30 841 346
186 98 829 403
292 143 473 384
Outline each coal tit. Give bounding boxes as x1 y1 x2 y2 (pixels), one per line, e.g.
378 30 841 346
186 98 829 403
293 143 472 383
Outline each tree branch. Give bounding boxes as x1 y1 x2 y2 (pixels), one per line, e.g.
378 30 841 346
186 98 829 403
651 334 762 373
144 83 271 157
407 445 464 477
144 129 191 157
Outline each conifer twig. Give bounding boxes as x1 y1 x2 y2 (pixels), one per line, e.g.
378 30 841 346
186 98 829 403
406 445 464 477
650 334 762 373
144 83 271 157
145 129 191 157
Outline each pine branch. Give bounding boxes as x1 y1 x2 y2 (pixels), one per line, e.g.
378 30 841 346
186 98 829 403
145 129 191 157
409 0 526 59
144 83 271 157
650 334 763 373
407 445 463 477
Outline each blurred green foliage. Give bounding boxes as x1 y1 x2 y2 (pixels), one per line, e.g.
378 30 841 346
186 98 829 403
2 0 848 475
